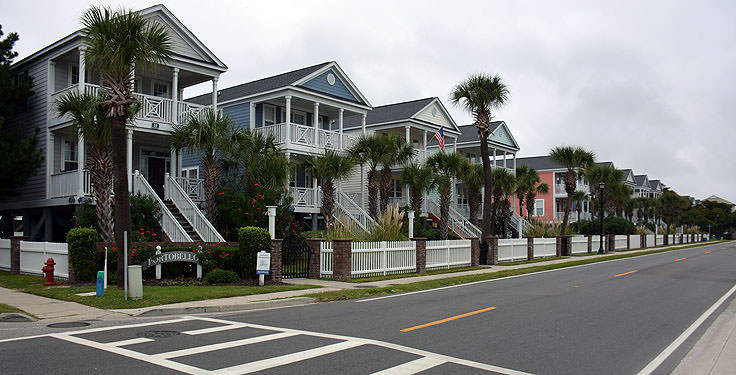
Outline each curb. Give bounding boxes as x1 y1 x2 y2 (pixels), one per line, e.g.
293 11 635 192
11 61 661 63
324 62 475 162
0 313 37 322
132 297 316 317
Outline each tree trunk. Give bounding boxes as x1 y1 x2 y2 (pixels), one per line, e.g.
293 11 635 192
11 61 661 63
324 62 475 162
322 178 335 225
577 208 581 233
410 186 422 214
380 167 392 212
560 171 575 235
439 185 450 240
491 191 500 236
88 146 114 242
110 117 131 288
526 192 535 222
469 189 481 226
479 134 493 239
367 168 379 219
204 155 219 226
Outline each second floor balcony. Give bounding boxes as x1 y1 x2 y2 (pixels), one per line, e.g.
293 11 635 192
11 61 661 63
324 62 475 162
252 123 359 153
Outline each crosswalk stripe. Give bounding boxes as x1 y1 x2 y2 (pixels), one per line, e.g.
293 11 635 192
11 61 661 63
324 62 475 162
370 357 446 374
181 324 248 335
153 332 298 359
106 337 154 347
216 340 363 375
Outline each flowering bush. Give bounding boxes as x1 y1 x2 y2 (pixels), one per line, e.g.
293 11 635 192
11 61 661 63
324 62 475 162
197 245 239 273
130 193 162 241
216 182 299 241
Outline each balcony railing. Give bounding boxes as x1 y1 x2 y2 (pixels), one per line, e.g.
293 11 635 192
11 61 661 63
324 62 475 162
288 187 322 209
49 170 92 198
252 123 359 151
50 83 208 127
554 211 592 222
554 182 590 195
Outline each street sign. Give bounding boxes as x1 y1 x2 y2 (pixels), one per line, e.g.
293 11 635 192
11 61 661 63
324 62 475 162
256 251 271 275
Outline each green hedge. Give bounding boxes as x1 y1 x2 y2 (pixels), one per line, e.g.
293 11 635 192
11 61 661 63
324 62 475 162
579 217 636 235
67 227 99 281
238 226 271 278
204 269 239 284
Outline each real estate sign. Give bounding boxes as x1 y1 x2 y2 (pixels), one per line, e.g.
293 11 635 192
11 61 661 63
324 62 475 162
256 251 271 275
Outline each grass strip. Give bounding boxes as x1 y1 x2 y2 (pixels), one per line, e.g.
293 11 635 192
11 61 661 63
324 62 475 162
348 266 484 283
306 241 727 302
0 303 36 318
0 272 320 309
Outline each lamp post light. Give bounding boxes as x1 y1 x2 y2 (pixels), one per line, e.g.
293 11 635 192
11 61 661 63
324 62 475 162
598 181 605 254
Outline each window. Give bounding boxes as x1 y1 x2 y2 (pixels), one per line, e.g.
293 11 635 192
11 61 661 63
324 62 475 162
318 115 327 129
263 104 276 127
63 139 78 171
69 64 79 86
534 199 544 217
152 80 170 98
390 179 402 199
291 111 306 125
457 187 468 206
555 174 565 185
181 167 198 179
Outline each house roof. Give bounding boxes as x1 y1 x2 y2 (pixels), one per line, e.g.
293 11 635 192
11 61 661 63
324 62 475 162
704 195 735 206
515 156 610 171
343 98 435 128
634 175 649 187
455 123 504 143
188 62 334 105
649 179 662 190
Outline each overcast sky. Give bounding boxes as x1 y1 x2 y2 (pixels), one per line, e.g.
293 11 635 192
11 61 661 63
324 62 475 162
5 0 736 203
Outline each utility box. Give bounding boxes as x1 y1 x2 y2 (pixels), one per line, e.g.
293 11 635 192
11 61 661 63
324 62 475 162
128 265 143 300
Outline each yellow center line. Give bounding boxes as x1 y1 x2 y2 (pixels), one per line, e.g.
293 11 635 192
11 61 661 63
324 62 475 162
675 257 687 262
614 270 638 278
401 307 497 332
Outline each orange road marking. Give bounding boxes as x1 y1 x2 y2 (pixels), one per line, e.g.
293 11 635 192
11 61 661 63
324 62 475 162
401 307 496 332
614 270 638 278
675 257 687 262
705 251 711 254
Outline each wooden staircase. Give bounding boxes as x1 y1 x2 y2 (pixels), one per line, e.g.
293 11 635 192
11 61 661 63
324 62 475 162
163 200 202 242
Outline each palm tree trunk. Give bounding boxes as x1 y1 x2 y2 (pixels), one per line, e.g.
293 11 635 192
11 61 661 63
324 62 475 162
89 147 114 242
380 167 392 212
439 185 450 240
367 168 379 219
410 186 422 214
110 117 131 288
322 179 335 225
491 192 500 236
561 171 574 235
469 190 481 226
204 155 219 225
526 193 535 221
577 208 581 233
479 135 493 239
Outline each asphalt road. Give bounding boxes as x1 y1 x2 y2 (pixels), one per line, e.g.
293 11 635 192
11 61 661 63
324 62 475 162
2 241 735 374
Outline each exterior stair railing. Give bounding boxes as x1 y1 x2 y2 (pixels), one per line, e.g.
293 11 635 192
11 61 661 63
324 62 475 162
427 199 482 239
164 173 224 243
132 170 192 242
335 191 378 234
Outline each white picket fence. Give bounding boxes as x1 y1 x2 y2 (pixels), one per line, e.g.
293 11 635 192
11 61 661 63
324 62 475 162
319 239 471 278
0 239 69 279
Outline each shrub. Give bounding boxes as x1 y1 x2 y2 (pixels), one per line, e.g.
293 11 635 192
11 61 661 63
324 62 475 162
204 269 239 284
198 245 239 273
579 217 636 235
367 205 408 241
237 226 272 278
66 227 99 281
130 193 162 241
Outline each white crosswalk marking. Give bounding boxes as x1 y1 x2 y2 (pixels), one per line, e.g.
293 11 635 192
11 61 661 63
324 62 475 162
153 332 298 359
370 357 446 374
216 340 364 375
107 337 154 347
181 324 247 336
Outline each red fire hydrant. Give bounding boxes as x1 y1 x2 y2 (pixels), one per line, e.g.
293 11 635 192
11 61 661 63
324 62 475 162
42 258 56 286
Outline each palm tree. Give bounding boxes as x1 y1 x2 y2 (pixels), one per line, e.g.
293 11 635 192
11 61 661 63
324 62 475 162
304 150 355 226
514 165 532 218
229 130 290 197
82 6 172 286
401 163 437 215
171 109 239 225
549 146 595 235
570 190 588 233
525 183 549 221
583 164 622 218
56 91 114 242
458 160 484 226
426 152 463 240
378 135 413 212
451 74 510 240
516 166 549 221
349 135 383 219
490 168 515 237
660 190 689 238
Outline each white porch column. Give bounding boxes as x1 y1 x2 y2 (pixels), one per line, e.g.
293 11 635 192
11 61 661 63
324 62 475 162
46 130 54 199
423 130 428 161
451 136 456 153
212 76 219 112
170 147 177 178
285 95 292 147
172 68 179 124
338 108 344 149
249 102 255 129
504 151 507 169
313 176 318 208
126 128 133 190
405 124 410 143
285 152 292 197
78 47 85 93
361 113 366 135
77 134 85 197
513 153 517 174
313 102 319 146
492 148 497 168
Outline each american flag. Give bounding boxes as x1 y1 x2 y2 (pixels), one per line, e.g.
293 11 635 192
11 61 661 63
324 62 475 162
434 127 445 152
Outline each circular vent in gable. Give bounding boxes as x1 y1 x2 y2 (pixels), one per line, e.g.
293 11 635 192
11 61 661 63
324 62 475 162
431 107 437 117
327 73 336 86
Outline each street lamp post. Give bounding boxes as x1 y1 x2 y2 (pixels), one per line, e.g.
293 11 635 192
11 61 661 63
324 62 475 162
598 182 605 254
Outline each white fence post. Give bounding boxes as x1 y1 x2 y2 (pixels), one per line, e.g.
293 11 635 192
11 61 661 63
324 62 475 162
381 241 387 276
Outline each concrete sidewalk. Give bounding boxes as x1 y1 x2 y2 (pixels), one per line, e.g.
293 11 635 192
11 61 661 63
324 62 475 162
0 286 131 321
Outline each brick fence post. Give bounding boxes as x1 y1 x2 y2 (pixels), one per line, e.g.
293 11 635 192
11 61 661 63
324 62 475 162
487 236 498 265
663 233 669 246
9 236 27 275
605 234 613 253
332 239 352 281
641 234 646 249
413 238 427 273
680 234 684 244
306 238 323 279
587 235 592 253
555 236 563 257
626 234 631 250
527 237 534 261
565 235 572 256
270 239 282 282
469 237 479 267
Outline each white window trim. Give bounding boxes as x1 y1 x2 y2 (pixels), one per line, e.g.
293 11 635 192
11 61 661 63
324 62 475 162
62 137 78 172
151 79 170 99
181 166 199 179
535 199 544 217
68 64 79 87
263 104 276 127
291 110 307 126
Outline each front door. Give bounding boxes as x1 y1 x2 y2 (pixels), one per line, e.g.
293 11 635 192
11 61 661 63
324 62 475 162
148 157 166 198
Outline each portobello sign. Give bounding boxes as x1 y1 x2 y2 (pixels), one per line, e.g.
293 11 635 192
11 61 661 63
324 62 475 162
142 251 199 270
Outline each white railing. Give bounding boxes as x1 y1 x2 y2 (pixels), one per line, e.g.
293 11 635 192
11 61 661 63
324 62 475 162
646 234 655 246
615 235 628 250
288 187 322 208
177 102 208 124
291 123 316 146
427 199 482 239
426 239 472 270
49 170 92 198
318 128 341 150
498 238 529 262
0 239 69 279
411 149 425 164
630 235 641 249
342 133 359 150
509 211 528 237
175 177 205 202
253 123 287 144
252 123 358 151
352 241 416 277
571 236 589 254
533 238 557 258
165 175 224 243
132 171 192 242
336 191 377 233
320 241 333 277
133 92 173 123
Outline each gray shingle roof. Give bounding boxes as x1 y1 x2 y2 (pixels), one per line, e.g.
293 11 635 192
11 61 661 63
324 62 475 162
516 156 613 171
187 62 333 105
455 122 504 143
634 175 648 187
343 98 436 129
649 179 661 190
